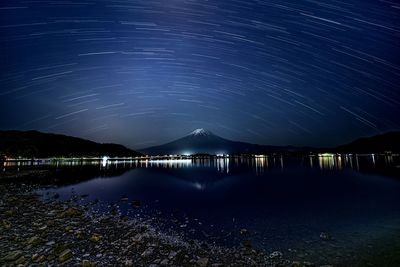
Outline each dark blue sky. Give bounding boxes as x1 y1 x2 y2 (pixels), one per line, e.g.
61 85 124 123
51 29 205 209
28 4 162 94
1 0 399 149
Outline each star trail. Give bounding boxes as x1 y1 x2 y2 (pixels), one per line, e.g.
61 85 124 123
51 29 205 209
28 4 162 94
0 0 399 149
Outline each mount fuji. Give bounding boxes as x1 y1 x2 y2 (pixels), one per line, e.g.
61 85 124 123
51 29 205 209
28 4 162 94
140 128 305 156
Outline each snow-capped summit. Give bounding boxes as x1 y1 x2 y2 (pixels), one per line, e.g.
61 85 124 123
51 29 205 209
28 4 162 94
189 128 212 137
141 127 305 155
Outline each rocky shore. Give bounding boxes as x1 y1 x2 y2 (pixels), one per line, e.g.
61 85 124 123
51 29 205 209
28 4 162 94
0 173 314 267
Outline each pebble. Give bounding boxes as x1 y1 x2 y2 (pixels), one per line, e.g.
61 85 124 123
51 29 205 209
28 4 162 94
270 251 283 259
3 251 23 261
168 251 178 259
82 259 92 267
197 257 209 267
90 233 102 242
124 259 133 266
320 232 332 241
59 249 72 262
160 258 169 265
141 247 154 258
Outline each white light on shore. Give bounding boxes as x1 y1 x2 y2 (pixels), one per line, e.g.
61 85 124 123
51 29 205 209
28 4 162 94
102 156 109 167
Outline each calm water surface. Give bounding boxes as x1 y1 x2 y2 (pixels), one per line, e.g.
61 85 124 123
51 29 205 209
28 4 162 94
24 155 400 265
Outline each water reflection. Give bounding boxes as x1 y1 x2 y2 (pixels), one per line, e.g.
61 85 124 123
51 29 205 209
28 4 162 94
2 154 400 177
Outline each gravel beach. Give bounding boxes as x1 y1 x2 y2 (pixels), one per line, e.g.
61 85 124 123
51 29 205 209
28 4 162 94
0 171 300 267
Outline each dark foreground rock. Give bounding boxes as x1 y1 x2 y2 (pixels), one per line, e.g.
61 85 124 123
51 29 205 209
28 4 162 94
0 182 309 267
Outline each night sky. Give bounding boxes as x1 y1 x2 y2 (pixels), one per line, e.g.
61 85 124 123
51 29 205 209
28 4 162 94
1 0 399 149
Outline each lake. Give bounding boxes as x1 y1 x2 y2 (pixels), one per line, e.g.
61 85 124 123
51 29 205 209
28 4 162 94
11 154 400 265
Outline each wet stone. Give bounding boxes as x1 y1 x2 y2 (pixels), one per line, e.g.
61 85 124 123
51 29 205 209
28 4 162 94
27 235 42 246
82 259 92 267
60 207 83 217
240 228 249 235
160 258 169 265
320 232 332 241
59 249 72 262
90 233 102 242
3 250 23 261
131 199 141 208
270 251 283 259
242 240 252 248
141 247 154 258
197 257 209 267
124 259 133 266
15 256 26 264
168 251 178 259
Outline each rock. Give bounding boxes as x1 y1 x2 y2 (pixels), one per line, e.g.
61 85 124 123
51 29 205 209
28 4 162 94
125 259 133 266
15 256 26 264
320 232 332 241
160 259 169 265
60 207 82 217
240 228 248 235
3 250 23 261
59 249 72 262
168 251 177 259
36 255 45 263
4 210 14 216
141 247 154 258
242 240 252 248
2 219 11 228
90 233 102 242
82 259 92 267
38 225 47 231
131 199 141 208
76 231 84 239
27 236 42 246
270 251 283 259
197 257 209 267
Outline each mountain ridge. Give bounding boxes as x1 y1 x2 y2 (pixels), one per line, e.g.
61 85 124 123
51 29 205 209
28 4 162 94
1 129 399 158
141 129 400 155
0 130 142 158
141 128 315 155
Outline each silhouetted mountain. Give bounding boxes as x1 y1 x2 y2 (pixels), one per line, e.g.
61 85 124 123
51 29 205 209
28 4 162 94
0 130 142 158
141 128 311 155
335 131 400 153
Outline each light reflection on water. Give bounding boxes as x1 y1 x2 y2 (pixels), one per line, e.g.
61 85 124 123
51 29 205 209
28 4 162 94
2 154 400 174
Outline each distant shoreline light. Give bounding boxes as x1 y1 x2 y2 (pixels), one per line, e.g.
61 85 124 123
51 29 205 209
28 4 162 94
102 156 109 167
148 159 192 164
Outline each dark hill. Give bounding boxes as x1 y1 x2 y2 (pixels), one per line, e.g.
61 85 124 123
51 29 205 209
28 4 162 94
335 131 400 153
0 130 141 158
